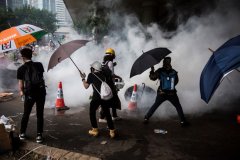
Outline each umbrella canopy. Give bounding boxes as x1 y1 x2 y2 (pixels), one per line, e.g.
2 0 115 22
130 47 171 78
200 35 240 103
47 40 89 71
0 24 46 53
216 35 240 51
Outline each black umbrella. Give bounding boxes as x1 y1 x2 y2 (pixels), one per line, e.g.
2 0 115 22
130 47 171 78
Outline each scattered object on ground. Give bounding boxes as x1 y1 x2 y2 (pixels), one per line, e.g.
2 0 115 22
48 134 58 140
18 146 43 160
0 123 12 153
0 92 14 102
101 141 107 145
154 129 168 134
0 115 20 153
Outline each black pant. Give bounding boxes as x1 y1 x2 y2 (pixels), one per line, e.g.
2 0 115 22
145 93 186 122
90 99 114 130
100 107 118 118
100 94 121 118
20 92 46 134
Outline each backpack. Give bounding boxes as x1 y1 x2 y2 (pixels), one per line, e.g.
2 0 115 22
24 62 45 94
92 73 113 100
101 61 117 92
159 70 177 90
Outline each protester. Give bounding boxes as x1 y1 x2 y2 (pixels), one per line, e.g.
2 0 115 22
17 48 46 143
99 48 122 123
80 61 116 138
144 57 189 127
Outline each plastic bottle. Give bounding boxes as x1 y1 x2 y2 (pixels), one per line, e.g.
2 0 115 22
154 129 168 134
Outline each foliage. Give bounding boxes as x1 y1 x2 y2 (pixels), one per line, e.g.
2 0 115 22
0 7 15 31
0 5 57 34
73 7 109 43
13 6 58 34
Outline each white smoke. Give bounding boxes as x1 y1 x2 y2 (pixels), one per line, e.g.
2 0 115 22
1 0 239 118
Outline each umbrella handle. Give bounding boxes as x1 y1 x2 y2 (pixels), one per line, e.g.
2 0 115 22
208 48 215 53
69 56 83 74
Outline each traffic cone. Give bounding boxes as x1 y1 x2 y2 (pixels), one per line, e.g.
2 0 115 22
128 84 137 111
237 115 240 124
55 82 69 111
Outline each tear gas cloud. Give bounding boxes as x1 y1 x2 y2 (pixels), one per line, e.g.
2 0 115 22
34 0 240 117
1 0 239 118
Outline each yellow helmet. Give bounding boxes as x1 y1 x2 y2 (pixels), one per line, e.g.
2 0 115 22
105 48 115 56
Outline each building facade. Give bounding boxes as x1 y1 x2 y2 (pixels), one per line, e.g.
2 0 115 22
55 0 71 27
42 0 55 13
6 0 28 10
0 0 7 8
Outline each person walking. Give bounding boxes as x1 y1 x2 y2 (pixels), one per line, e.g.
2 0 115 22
99 48 122 122
144 57 189 127
17 48 46 143
80 61 116 138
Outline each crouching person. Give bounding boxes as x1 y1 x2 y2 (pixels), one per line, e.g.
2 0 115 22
80 61 116 138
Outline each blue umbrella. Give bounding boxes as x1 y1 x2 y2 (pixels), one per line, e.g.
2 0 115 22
216 35 240 51
200 35 240 103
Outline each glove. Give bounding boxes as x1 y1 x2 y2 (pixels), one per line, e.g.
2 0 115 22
151 66 154 72
80 72 86 79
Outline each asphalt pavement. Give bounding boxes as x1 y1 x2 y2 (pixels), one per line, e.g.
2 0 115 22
1 95 240 160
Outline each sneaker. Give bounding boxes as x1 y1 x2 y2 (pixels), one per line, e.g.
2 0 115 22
36 133 43 143
88 128 99 137
19 133 26 140
99 118 107 123
143 118 149 124
109 129 116 138
112 116 122 121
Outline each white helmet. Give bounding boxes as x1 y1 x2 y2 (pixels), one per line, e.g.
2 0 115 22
91 61 102 71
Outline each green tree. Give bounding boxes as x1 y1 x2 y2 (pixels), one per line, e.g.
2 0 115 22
12 5 57 34
0 6 57 33
73 7 109 43
0 7 15 31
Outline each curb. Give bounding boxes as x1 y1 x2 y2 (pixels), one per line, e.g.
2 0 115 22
20 141 101 160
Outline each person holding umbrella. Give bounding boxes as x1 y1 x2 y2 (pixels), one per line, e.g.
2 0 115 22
80 61 116 138
144 57 189 127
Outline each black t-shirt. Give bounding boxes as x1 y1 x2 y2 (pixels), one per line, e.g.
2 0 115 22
17 61 45 95
87 72 106 100
17 61 44 80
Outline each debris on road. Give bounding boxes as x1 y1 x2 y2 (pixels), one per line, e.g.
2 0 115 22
0 92 14 102
154 129 168 134
101 141 107 145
